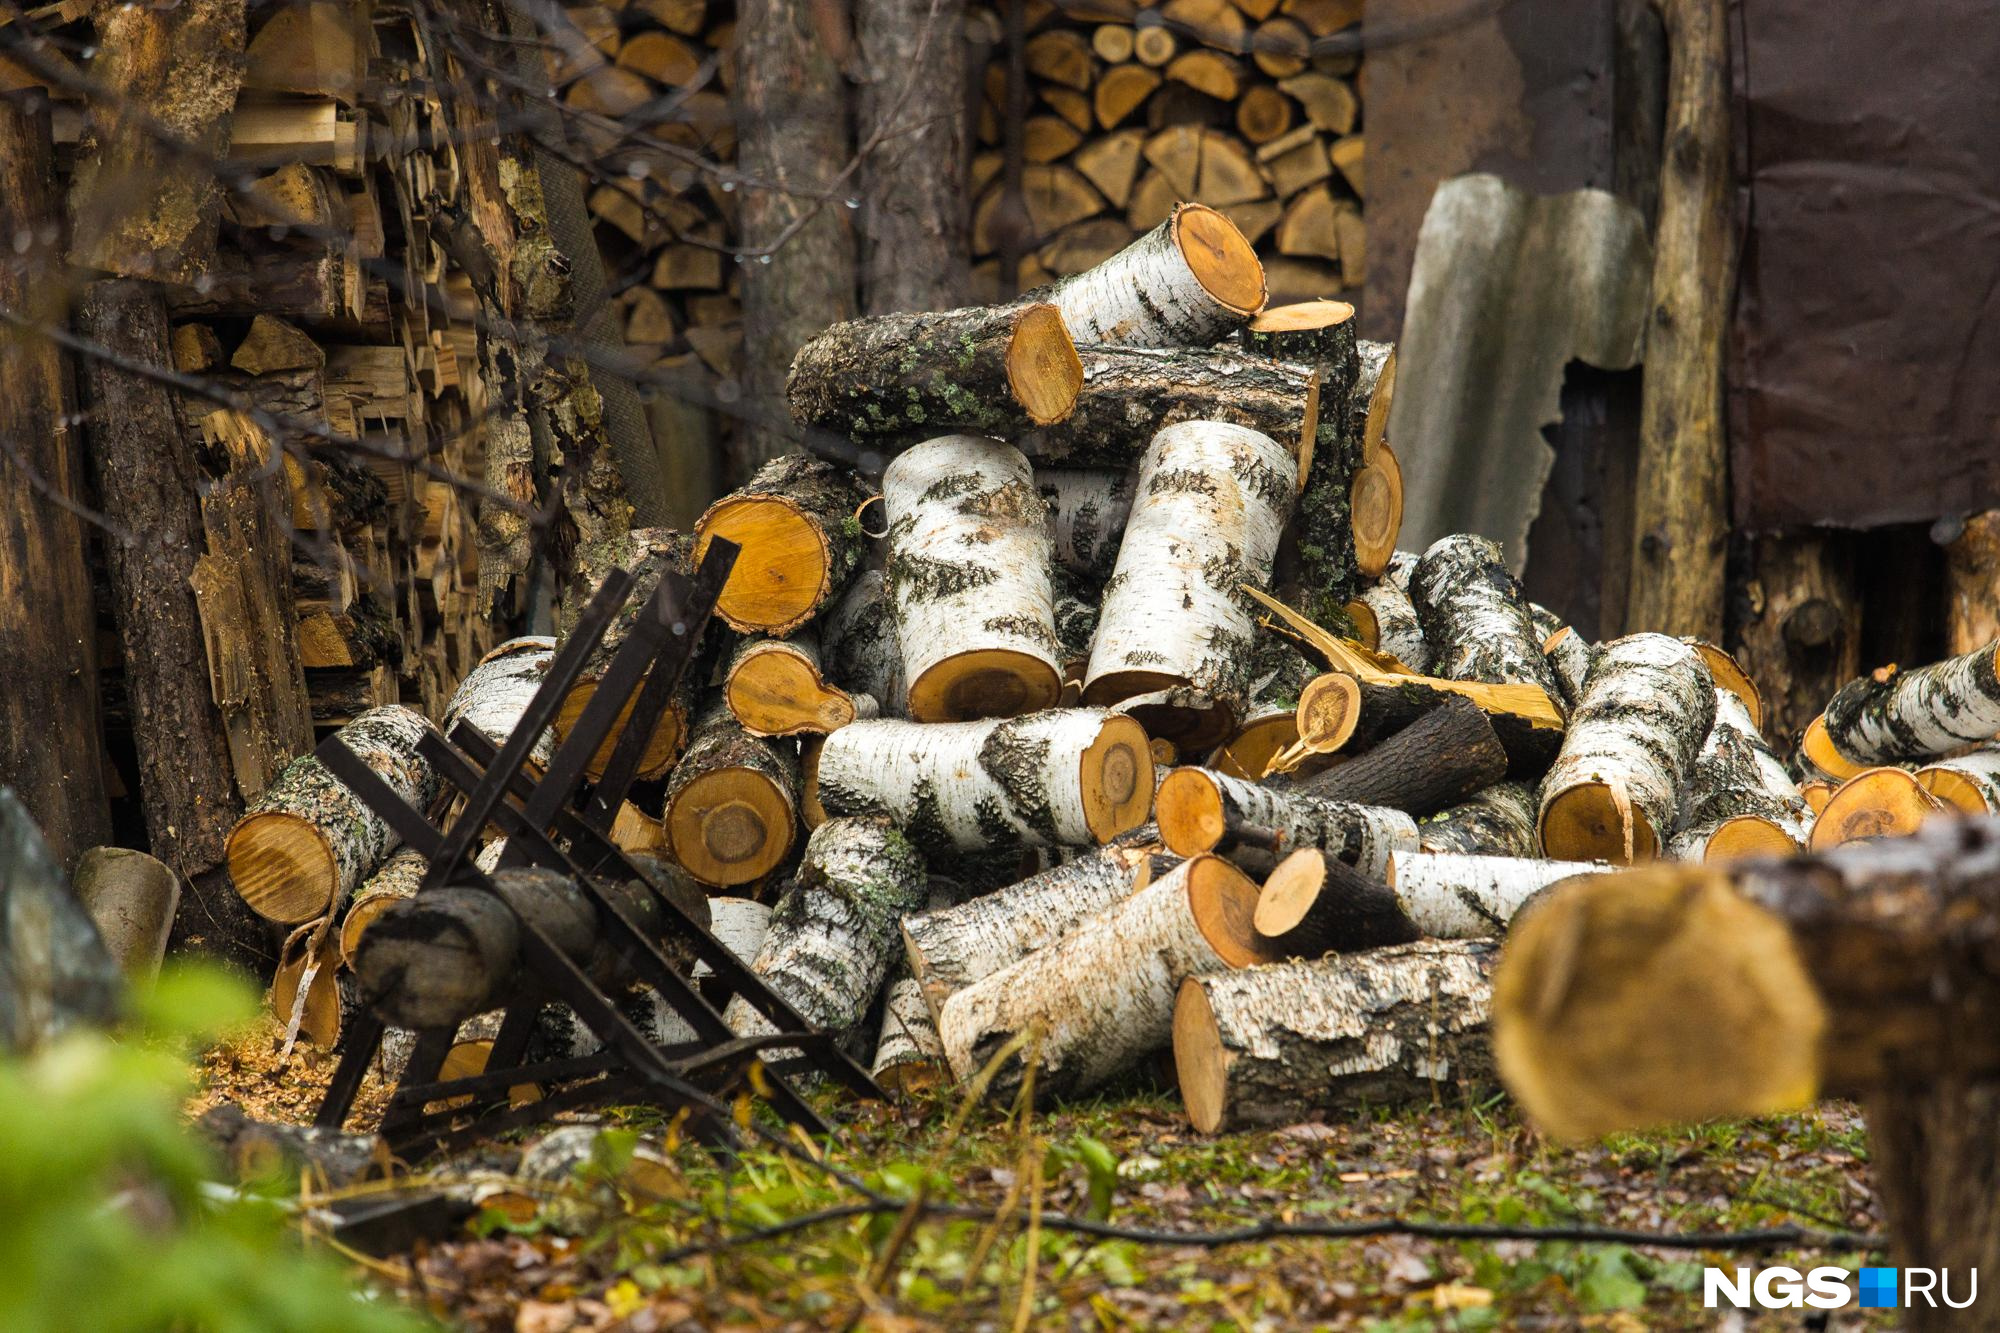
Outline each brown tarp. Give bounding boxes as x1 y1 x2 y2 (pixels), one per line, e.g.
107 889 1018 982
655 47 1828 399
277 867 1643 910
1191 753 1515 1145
1729 0 2000 530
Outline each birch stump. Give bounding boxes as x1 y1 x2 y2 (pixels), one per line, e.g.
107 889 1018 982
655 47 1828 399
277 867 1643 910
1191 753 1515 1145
786 302 1084 439
1667 689 1812 863
813 711 1152 854
1537 634 1715 864
1347 573 1430 673
1409 534 1566 716
1084 420 1298 748
820 568 907 718
695 453 872 634
1916 749 2000 814
1021 347 1319 469
1174 940 1495 1133
443 637 557 769
1038 203 1265 347
937 854 1274 1099
902 836 1156 1021
721 817 927 1049
1037 466 1136 587
225 706 439 924
662 704 801 887
1819 641 2000 766
1418 782 1541 857
1154 768 1418 878
725 631 874 737
884 436 1062 721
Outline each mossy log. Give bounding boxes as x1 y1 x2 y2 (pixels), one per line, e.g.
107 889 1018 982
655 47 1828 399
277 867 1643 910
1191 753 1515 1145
338 846 428 963
1542 627 1599 711
663 703 801 887
1416 782 1541 857
696 453 873 634
1021 346 1319 469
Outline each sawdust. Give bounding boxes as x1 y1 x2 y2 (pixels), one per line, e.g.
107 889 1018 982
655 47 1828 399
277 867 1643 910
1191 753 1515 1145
186 1016 394 1130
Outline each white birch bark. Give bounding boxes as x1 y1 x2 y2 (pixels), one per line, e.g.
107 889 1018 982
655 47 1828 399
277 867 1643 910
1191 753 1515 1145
339 845 429 962
871 975 945 1086
443 637 558 768
1916 748 2000 814
1037 465 1136 586
1379 548 1419 595
1160 767 1417 878
884 435 1061 721
1043 204 1265 348
815 710 1151 853
1538 634 1716 860
1822 640 2000 764
1084 420 1298 729
1543 627 1600 711
1409 534 1567 714
1417 782 1541 856
1386 851 1612 937
936 855 1250 1098
820 568 907 718
1670 689 1812 855
1174 940 1496 1133
1352 576 1430 673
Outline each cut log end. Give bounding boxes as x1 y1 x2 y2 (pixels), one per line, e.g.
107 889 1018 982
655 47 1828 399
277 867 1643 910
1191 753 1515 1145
1801 714 1869 781
698 497 832 634
1538 779 1660 865
1187 852 1279 968
1212 711 1300 781
1294 672 1361 751
554 681 684 780
1697 814 1803 863
226 813 337 924
1245 299 1354 334
1689 642 1764 733
1155 767 1226 856
1917 764 1998 815
1349 445 1403 578
1172 976 1232 1134
727 644 856 736
1006 303 1086 426
1252 846 1323 939
1807 768 1943 851
1172 203 1266 317
1343 599 1379 649
667 770 796 886
1081 713 1155 842
907 648 1064 724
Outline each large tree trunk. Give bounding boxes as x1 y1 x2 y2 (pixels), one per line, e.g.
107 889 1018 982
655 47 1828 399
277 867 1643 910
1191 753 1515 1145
1944 512 2000 657
0 100 112 868
1174 940 1496 1133
855 0 969 315
733 0 856 473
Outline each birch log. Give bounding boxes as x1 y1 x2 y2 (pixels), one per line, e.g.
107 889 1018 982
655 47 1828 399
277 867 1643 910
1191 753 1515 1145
1212 633 1320 780
884 436 1062 721
722 817 928 1046
339 846 428 962
225 706 438 924
1036 466 1136 586
1819 641 2000 766
1349 340 1397 467
813 711 1153 854
1384 851 1613 936
1538 634 1716 864
902 836 1156 1021
1409 534 1567 716
1251 849 1421 958
871 878 968 1092
725 631 873 737
1916 749 2000 814
1280 666 1562 778
937 854 1274 1099
1808 768 1945 851
1286 696 1509 817
1154 767 1418 878
1021 347 1319 469
1083 420 1298 748
1688 641 1765 733
820 568 907 718
443 637 557 769
696 453 873 634
1173 940 1496 1133
1038 203 1265 347
1347 575 1430 673
1667 689 1812 863
1542 627 1599 711
662 704 801 887
1418 782 1541 856
786 302 1083 438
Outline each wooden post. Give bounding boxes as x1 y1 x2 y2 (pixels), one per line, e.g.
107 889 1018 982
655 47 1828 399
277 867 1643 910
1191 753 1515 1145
1625 0 1732 641
1944 511 2000 656
1730 531 1860 756
0 98 113 867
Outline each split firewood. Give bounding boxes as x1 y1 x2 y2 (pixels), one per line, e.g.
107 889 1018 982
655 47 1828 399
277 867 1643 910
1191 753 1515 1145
820 568 908 718
937 853 1275 1099
695 453 873 635
339 846 428 963
1094 63 1162 128
226 705 438 925
1023 345 1320 468
662 704 800 888
1668 689 1812 863
1409 535 1567 715
1817 641 2000 767
1345 569 1430 672
1808 768 1945 851
1283 695 1509 816
1036 465 1136 587
442 636 558 770
814 711 1153 854
786 302 1083 440
1083 421 1298 747
724 631 874 737
1417 782 1540 857
1538 634 1716 864
1073 130 1147 208
1040 203 1266 347
884 436 1062 721
901 834 1157 1021
73 846 179 980
722 817 928 1050
1542 627 1598 710
1155 767 1417 876
1174 940 1497 1133
1915 748 2000 814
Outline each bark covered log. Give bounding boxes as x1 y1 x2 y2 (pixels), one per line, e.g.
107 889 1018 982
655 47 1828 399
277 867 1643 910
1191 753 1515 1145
1037 203 1265 348
662 703 801 887
1347 571 1430 673
1667 688 1811 863
339 846 429 963
1808 767 1945 852
1538 634 1715 864
1021 346 1319 469
697 453 872 634
1385 851 1612 936
1417 781 1541 857
1820 641 2000 767
1944 512 2000 657
725 630 873 736
1155 767 1418 877
1542 627 1599 711
1174 939 1496 1133
443 637 558 770
1409 534 1566 716
819 568 907 718
1285 696 1508 817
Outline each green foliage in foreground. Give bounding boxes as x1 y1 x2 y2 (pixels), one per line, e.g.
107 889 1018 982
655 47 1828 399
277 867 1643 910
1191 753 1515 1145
0 966 430 1333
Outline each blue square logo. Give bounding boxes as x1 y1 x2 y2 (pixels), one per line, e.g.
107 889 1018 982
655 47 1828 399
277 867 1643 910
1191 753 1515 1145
1858 1267 1899 1309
